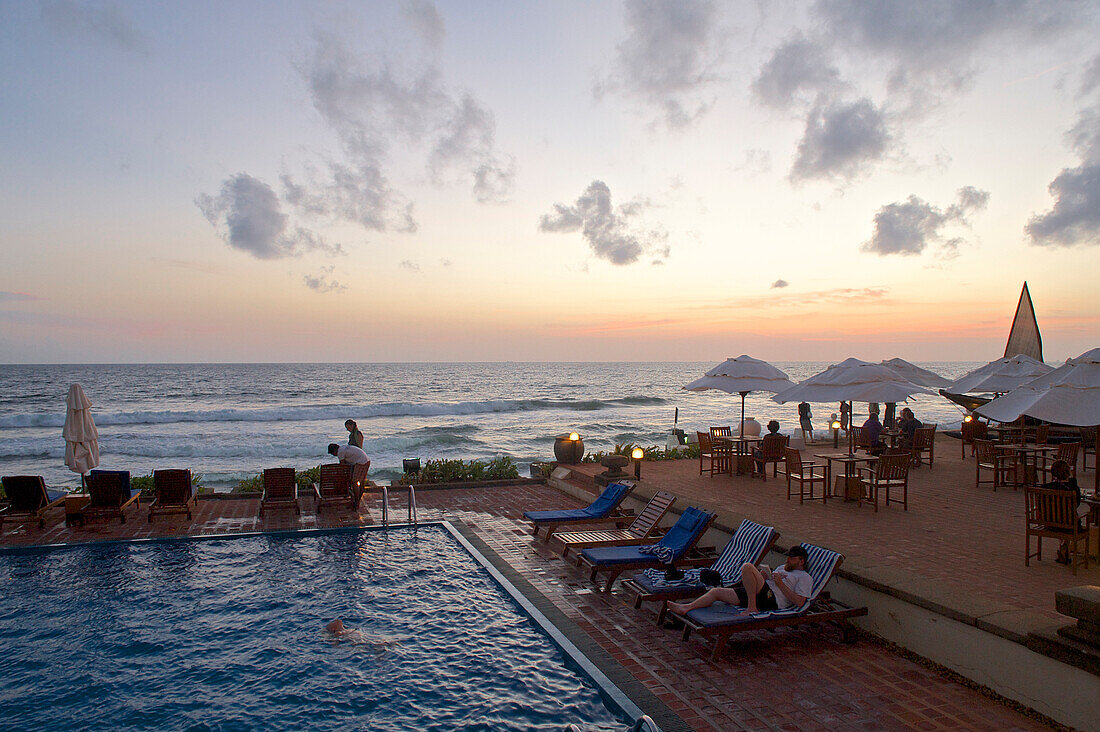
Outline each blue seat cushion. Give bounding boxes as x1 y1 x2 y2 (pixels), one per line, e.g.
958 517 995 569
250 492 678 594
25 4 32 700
523 482 630 522
684 603 754 627
580 545 652 565
46 489 68 504
523 508 592 522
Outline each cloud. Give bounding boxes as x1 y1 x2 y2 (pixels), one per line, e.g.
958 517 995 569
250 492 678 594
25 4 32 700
771 279 789 288
429 94 515 203
402 0 445 49
1025 101 1100 248
1082 53 1100 97
752 35 843 110
196 174 340 259
439 258 453 267
734 149 772 175
790 97 890 182
399 260 421 271
539 180 669 265
862 186 989 257
41 0 147 52
595 0 726 129
0 291 35 303
303 265 346 293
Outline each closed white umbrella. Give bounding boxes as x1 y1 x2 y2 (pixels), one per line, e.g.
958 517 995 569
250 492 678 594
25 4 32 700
975 347 1100 492
684 355 794 435
879 358 952 389
773 358 933 455
64 383 100 480
942 354 1053 395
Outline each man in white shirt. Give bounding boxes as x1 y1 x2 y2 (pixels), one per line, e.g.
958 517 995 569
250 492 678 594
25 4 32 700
668 545 813 617
328 442 371 485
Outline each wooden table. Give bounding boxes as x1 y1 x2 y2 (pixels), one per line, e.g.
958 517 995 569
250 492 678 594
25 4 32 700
880 430 903 449
1082 496 1100 560
64 494 90 527
715 436 763 475
815 453 877 501
998 444 1056 486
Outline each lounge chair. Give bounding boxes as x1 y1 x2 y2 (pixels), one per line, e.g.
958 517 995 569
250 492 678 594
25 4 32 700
259 467 299 517
553 490 676 561
0 475 67 528
148 469 197 522
83 469 140 524
577 507 717 592
678 543 867 660
313 463 359 514
622 519 779 625
523 481 635 542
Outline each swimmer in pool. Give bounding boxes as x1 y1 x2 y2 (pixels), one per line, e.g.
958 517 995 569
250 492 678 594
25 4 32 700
324 619 398 651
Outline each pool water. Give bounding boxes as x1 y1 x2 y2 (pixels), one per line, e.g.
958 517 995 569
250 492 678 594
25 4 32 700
0 527 626 731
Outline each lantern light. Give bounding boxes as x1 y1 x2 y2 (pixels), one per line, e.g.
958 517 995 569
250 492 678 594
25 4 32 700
631 446 644 479
569 432 580 441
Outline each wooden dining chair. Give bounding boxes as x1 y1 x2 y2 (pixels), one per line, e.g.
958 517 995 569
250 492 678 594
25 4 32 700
1038 442 1081 483
960 419 987 458
975 439 1017 491
911 425 936 468
752 433 789 482
1034 424 1050 445
857 453 911 512
696 432 714 476
1025 486 1089 575
779 448 827 504
710 426 732 438
709 438 733 477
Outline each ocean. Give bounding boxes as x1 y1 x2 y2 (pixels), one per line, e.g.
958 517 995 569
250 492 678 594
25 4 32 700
0 362 981 491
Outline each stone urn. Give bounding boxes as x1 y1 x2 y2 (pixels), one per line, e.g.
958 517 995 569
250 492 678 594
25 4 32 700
600 454 629 478
741 417 762 437
553 435 584 464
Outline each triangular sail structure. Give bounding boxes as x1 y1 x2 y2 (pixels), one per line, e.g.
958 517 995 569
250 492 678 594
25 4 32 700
1004 282 1042 362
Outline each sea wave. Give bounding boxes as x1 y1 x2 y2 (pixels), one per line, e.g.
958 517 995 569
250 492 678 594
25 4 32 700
0 396 667 429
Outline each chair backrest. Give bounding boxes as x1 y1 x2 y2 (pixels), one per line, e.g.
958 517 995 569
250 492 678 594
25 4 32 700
655 507 715 558
913 425 936 449
789 543 844 611
1034 424 1049 444
1 475 48 512
1025 487 1078 530
89 469 132 501
975 438 998 462
87 470 126 508
583 481 632 518
153 469 193 505
849 426 864 449
319 463 351 496
783 447 804 472
710 426 732 437
1056 442 1081 464
875 453 910 481
263 468 296 501
696 432 713 451
711 520 778 585
961 420 987 443
627 490 676 533
760 433 788 459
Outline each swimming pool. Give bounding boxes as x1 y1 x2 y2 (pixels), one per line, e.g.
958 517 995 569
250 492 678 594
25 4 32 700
0 525 636 730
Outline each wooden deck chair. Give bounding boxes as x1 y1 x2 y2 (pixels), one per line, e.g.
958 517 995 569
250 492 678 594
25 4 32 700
578 508 718 592
553 490 676 561
911 425 937 467
523 481 635 542
83 470 140 524
1025 486 1089 575
960 419 987 458
622 519 779 625
778 448 826 504
678 543 867 660
975 439 1017 492
259 468 299 517
856 453 911 511
313 463 358 514
0 475 67 528
148 469 196 522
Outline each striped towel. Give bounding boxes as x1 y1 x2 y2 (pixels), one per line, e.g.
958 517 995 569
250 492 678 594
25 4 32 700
638 544 676 564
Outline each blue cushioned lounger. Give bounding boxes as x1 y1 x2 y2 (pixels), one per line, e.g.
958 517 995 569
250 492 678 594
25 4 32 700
678 543 867 659
523 481 634 542
622 519 779 624
578 507 717 591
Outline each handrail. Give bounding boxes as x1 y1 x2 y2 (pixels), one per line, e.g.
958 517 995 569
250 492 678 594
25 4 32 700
631 715 660 732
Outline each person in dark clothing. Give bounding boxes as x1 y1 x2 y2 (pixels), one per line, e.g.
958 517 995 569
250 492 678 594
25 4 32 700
345 419 364 448
1043 460 1083 564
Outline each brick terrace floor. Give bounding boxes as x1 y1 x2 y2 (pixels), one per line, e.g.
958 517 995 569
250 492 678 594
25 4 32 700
1 479 1054 730
564 434 1099 620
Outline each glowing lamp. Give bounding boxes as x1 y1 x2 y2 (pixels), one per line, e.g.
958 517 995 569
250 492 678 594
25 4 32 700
963 415 973 423
569 432 580 441
831 419 841 448
632 447 644 479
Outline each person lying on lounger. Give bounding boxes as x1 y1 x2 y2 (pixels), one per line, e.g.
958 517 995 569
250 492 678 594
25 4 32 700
668 545 812 617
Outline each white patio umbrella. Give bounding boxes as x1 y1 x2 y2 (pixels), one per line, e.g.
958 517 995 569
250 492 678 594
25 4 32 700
64 383 100 484
975 347 1100 492
942 354 1053 395
879 358 952 388
772 358 934 454
684 355 794 435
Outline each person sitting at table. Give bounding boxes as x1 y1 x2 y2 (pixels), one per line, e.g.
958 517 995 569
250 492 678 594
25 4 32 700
1042 460 1085 565
897 408 922 448
861 411 883 453
753 420 784 473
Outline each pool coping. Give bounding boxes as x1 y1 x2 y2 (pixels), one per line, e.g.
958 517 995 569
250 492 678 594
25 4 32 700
1 520 680 731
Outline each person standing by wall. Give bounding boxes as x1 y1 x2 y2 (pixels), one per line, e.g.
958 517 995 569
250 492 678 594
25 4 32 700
345 419 364 449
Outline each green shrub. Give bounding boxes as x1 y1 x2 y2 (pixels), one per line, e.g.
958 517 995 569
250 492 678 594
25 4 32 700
131 471 205 497
581 442 700 463
234 474 263 493
296 465 321 491
401 456 519 485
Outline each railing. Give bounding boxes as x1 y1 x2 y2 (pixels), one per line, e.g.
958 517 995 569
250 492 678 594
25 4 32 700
379 485 418 526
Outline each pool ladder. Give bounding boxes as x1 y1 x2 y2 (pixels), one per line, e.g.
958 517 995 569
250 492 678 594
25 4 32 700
379 484 417 525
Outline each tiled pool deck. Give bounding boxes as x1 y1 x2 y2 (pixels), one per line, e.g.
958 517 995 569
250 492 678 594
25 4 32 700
0 456 1069 731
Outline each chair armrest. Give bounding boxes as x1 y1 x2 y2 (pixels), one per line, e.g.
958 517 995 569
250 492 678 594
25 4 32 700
122 492 141 510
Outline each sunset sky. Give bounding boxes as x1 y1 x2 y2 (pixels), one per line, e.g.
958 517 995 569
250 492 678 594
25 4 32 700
1 1 1098 364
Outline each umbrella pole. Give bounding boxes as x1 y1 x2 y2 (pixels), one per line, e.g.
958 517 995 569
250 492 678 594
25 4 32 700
740 392 747 437
848 401 854 456
1095 425 1098 495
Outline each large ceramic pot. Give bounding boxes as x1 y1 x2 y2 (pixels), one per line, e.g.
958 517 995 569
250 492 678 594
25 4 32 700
554 435 585 464
740 417 762 437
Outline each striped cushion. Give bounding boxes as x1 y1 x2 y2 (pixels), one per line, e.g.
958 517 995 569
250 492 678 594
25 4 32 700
637 519 775 590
